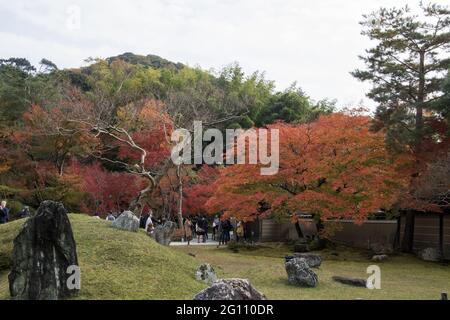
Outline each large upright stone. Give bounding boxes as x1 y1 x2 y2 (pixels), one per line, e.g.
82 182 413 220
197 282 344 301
111 211 139 232
285 257 318 287
194 279 266 300
153 220 176 245
8 201 79 300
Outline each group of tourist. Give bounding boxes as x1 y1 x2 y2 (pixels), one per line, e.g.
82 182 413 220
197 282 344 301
1 200 252 248
101 209 161 237
98 208 253 247
182 216 209 245
181 215 252 246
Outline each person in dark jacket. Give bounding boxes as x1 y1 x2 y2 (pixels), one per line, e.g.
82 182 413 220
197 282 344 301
139 212 149 229
225 219 232 243
244 221 252 242
218 218 232 246
195 216 207 243
201 216 209 242
18 206 30 218
0 200 10 224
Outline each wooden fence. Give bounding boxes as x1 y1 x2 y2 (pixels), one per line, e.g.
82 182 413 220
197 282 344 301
399 212 450 260
256 215 450 259
257 218 397 251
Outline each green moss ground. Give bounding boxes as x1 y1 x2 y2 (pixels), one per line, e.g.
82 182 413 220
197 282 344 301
0 214 206 299
0 215 448 300
173 244 450 300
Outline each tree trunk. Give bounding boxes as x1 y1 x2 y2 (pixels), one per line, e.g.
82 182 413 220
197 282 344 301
295 221 304 239
415 50 425 150
176 165 183 229
128 159 173 216
401 210 415 253
58 157 65 177
394 215 402 251
439 212 444 262
129 183 153 216
312 215 325 243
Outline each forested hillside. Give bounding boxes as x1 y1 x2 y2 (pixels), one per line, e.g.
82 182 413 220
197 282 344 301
0 52 334 218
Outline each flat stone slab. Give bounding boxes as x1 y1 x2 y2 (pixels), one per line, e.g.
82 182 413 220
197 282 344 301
293 253 322 267
332 276 367 287
371 254 388 262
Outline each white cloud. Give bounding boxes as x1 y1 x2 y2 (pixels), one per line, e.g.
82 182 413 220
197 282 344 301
0 0 436 108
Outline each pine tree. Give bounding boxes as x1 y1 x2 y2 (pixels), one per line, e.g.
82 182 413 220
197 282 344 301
352 2 450 152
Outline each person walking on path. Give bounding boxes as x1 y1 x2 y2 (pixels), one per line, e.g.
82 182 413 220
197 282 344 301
224 218 232 244
201 216 209 242
236 220 244 242
212 215 220 240
196 216 207 243
184 217 193 245
218 218 232 247
217 219 224 247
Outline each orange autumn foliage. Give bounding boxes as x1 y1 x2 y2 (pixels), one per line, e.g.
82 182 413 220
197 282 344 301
205 113 413 223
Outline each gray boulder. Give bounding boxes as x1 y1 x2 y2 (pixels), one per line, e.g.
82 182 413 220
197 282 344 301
111 211 139 232
293 239 310 253
285 257 318 287
194 278 266 300
332 276 366 287
371 254 388 262
417 247 441 262
196 263 218 285
9 201 79 300
370 242 393 255
153 220 176 245
293 253 322 268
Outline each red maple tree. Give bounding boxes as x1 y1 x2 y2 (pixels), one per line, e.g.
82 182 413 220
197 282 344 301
79 162 146 215
205 112 413 225
183 165 220 216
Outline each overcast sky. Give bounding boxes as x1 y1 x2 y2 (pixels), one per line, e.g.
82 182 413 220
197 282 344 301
0 0 438 108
